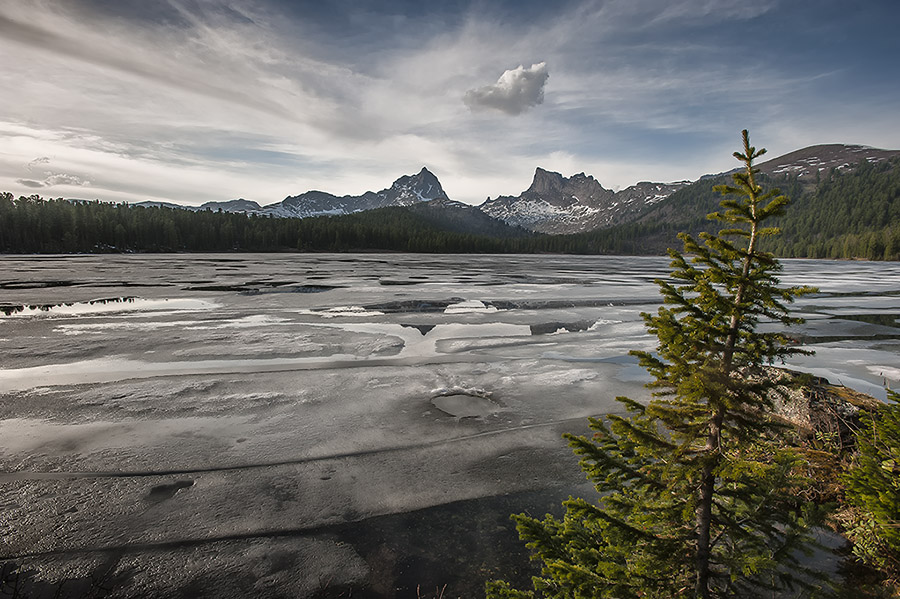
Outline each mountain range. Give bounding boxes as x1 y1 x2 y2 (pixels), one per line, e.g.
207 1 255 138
136 143 900 236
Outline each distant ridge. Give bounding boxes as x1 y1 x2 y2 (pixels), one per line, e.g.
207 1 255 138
199 198 263 212
755 144 900 179
268 167 449 218
126 142 899 236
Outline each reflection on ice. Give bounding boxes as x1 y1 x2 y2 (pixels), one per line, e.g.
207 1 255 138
0 322 536 391
304 321 533 359
0 297 218 318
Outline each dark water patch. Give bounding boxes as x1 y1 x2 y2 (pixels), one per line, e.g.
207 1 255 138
89 282 174 288
364 298 465 313
184 282 337 293
184 284 256 292
146 480 194 503
833 314 900 328
431 394 500 418
490 299 624 310
378 280 423 286
284 285 339 293
401 323 436 335
245 280 296 287
322 488 572 599
2 488 571 598
800 334 900 344
530 320 596 335
333 258 392 264
0 280 76 289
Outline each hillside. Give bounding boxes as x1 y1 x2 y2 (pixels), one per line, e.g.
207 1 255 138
2 146 899 259
566 155 900 259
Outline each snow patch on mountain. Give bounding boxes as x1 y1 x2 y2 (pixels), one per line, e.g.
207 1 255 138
268 167 449 218
757 144 900 180
480 169 689 234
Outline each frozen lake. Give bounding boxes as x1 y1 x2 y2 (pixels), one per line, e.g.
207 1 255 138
1 254 898 597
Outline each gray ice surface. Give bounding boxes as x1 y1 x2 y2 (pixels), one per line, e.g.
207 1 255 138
1 254 898 597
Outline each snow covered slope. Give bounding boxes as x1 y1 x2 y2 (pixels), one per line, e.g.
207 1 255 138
479 168 688 234
268 167 449 218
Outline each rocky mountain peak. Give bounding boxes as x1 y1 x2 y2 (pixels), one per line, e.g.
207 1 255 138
522 168 613 207
388 167 448 201
481 167 687 234
527 167 567 194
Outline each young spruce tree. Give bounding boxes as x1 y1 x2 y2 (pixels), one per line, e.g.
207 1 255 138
487 131 820 599
842 389 900 583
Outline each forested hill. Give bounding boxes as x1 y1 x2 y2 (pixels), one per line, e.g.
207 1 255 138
559 156 900 260
0 193 535 254
1 156 898 259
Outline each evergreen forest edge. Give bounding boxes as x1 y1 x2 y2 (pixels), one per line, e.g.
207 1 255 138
2 156 899 259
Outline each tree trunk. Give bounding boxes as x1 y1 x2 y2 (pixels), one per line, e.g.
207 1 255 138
695 408 724 598
695 156 761 597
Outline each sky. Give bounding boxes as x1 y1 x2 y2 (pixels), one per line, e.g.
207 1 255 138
1 0 899 207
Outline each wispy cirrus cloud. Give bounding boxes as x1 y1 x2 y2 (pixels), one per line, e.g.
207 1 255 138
0 0 897 206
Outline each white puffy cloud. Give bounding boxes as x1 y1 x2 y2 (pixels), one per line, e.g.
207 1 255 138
463 62 549 116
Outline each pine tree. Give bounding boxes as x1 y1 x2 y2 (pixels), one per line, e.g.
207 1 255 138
486 131 821 599
842 389 900 582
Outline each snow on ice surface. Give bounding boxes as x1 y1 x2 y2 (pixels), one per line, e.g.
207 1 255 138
444 299 499 313
0 254 898 597
296 305 386 317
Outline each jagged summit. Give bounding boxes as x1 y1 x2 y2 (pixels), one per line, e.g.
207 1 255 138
265 167 449 218
526 167 566 194
384 166 449 205
480 168 685 234
526 168 605 196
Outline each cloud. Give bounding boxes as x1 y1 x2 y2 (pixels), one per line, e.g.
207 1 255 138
26 156 50 169
16 172 90 188
16 179 44 189
0 11 298 123
464 62 549 115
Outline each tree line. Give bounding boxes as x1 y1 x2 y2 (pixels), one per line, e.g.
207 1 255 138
1 156 898 259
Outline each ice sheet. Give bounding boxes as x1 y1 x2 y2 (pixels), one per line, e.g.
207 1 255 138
1 253 898 597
